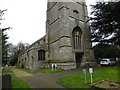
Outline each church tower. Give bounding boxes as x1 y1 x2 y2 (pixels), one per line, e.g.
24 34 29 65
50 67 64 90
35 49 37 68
46 1 94 70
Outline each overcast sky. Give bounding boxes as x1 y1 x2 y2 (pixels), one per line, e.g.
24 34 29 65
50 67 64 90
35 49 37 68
0 0 96 45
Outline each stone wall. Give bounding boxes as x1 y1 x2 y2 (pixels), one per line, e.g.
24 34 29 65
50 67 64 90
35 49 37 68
18 36 47 70
0 30 2 67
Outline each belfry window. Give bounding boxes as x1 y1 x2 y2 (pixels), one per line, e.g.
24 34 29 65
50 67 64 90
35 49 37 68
73 10 79 18
38 50 45 61
72 27 82 49
73 10 79 14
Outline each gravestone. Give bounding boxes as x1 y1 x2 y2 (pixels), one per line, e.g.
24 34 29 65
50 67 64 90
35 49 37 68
2 74 12 89
0 75 2 90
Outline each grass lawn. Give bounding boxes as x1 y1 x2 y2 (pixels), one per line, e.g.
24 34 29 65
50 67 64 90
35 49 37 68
8 72 31 88
39 68 63 73
15 67 37 74
15 67 63 74
58 65 119 88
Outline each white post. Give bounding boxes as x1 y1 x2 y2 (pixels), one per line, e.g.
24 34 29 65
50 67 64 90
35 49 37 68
85 73 87 84
52 64 54 71
90 73 93 84
89 68 93 84
83 69 87 84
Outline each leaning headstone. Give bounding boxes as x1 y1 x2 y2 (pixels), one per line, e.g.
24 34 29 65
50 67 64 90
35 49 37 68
55 64 57 71
2 67 12 74
2 74 12 89
0 75 2 90
5 65 8 67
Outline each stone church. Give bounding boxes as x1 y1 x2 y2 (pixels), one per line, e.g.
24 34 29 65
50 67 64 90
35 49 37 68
18 1 95 70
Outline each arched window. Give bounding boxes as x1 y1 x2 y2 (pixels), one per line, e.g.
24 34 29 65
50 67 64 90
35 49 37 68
38 50 45 61
72 27 82 49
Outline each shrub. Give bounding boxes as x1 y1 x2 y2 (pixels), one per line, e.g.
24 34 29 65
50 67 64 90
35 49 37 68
20 64 24 68
86 58 96 62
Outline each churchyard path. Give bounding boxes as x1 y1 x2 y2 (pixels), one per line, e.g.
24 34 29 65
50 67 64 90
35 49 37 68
12 68 83 88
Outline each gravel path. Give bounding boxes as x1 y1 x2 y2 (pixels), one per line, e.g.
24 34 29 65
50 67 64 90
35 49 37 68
12 68 64 88
12 68 82 88
12 67 99 88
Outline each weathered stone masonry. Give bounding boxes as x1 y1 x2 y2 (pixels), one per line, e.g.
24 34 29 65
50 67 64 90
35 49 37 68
18 1 94 70
0 30 2 67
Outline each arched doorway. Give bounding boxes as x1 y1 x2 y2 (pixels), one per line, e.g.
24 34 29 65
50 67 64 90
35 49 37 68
75 52 84 68
31 56 34 69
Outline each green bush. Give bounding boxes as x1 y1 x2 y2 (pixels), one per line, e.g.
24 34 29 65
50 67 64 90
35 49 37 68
20 64 24 68
86 58 96 62
43 59 74 63
85 63 90 68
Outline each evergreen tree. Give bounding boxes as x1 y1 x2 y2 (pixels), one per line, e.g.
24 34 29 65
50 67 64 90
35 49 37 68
0 9 11 66
90 2 120 46
93 44 120 62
